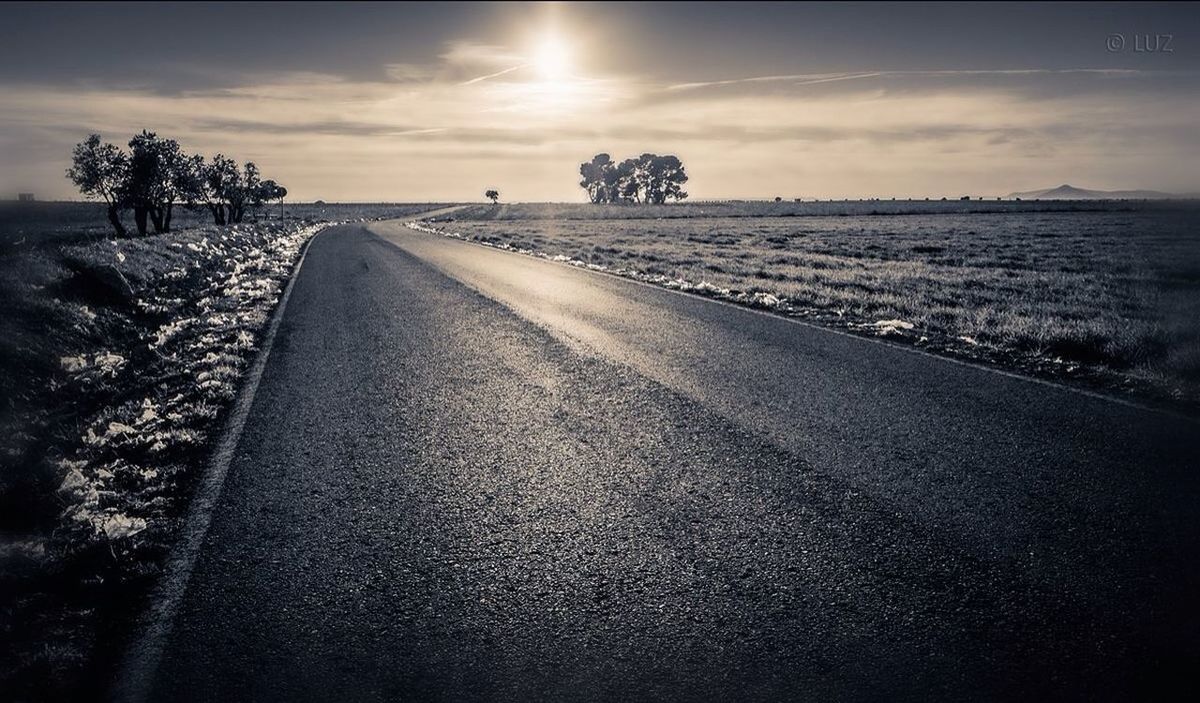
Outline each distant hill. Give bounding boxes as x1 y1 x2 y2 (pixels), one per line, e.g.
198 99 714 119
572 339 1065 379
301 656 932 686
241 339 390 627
1006 184 1176 200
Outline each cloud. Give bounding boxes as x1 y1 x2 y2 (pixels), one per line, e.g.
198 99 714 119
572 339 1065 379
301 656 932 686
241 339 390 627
667 68 1150 92
189 117 448 138
384 64 437 82
2 33 1197 201
440 41 523 69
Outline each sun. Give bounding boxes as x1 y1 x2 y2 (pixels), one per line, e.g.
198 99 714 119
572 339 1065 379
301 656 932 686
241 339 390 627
532 34 571 81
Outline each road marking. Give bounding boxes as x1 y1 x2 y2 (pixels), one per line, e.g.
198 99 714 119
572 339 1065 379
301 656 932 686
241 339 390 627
380 218 1197 424
109 226 331 703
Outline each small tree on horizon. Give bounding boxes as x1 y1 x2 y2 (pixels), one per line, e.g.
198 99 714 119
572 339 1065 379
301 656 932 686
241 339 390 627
258 180 288 218
485 189 500 204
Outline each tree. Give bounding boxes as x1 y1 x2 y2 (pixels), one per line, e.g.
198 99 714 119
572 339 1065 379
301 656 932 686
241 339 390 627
176 154 217 223
257 180 288 218
197 156 263 224
125 130 189 235
579 154 614 203
230 161 262 223
485 189 500 204
601 160 624 203
579 152 689 205
202 154 240 225
69 131 285 231
642 154 688 204
614 158 640 203
66 134 129 236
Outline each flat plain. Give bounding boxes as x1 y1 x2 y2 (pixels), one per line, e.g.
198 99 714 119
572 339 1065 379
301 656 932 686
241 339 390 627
432 202 1200 405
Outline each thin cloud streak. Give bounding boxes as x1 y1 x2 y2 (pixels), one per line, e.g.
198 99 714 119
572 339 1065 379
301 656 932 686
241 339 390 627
460 63 529 86
667 68 1152 91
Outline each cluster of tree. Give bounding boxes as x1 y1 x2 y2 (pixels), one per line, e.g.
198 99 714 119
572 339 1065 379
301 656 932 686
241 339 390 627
67 132 287 237
578 153 688 204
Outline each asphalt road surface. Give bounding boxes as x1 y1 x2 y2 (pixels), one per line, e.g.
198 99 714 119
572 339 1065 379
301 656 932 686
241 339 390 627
139 222 1200 701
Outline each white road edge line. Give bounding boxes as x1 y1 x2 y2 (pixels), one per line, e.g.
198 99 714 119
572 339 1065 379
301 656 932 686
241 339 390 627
383 217 1197 424
109 224 330 703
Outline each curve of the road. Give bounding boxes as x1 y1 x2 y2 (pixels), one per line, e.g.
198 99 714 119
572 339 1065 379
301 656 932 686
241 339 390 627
127 221 1200 702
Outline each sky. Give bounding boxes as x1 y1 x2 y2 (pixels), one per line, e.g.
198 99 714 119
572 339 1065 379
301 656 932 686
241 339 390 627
1 1 1198 201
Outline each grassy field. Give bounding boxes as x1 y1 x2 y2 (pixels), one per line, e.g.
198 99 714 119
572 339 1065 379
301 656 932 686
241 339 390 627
446 199 1183 221
427 204 1200 405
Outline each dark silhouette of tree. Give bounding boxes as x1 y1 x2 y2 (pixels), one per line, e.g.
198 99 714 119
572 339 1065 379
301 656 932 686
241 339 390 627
485 189 500 204
257 180 288 218
69 131 286 232
637 153 688 204
202 155 240 225
232 161 263 223
580 152 688 204
615 158 640 203
198 157 261 224
579 154 614 203
125 130 189 235
66 134 129 237
176 154 221 224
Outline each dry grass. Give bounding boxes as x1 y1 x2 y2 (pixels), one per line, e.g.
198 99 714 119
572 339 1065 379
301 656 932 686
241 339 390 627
449 199 1179 221
0 221 319 698
434 208 1200 403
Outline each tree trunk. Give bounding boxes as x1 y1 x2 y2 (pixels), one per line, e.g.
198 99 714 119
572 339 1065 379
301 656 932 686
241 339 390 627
106 205 127 237
164 203 173 232
133 207 149 236
149 207 165 234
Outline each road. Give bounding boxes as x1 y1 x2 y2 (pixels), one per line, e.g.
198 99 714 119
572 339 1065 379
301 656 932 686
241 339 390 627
137 221 1200 701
